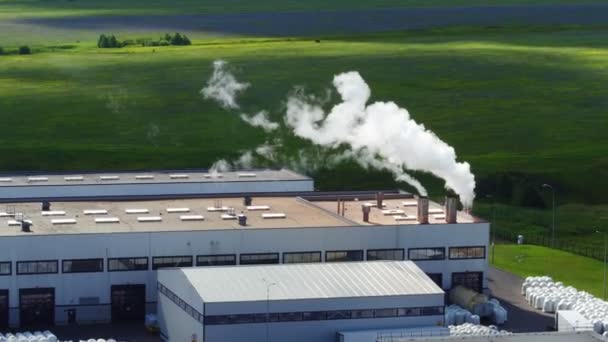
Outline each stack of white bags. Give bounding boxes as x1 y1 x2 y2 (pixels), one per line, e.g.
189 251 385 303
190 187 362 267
0 331 57 342
75 340 117 342
445 305 481 326
523 275 608 334
449 323 511 336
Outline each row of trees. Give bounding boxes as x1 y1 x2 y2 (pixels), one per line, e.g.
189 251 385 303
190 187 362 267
0 46 31 55
98 33 191 49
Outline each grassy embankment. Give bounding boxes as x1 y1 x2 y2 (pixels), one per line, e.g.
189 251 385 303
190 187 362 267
493 244 608 298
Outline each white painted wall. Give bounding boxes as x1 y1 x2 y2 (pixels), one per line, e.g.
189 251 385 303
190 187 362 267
0 222 488 326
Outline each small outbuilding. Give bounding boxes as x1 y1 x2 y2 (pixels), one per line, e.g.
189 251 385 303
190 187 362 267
157 261 445 342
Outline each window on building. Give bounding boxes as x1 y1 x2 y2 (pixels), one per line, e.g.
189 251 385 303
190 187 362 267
62 258 103 273
302 311 327 321
374 308 398 318
283 251 322 264
240 253 279 265
351 310 374 319
426 273 443 288
449 246 486 260
408 248 445 261
325 250 364 262
279 312 303 322
152 256 193 270
327 310 352 320
399 307 421 317
196 254 236 266
0 262 11 276
366 249 405 261
422 306 444 316
108 257 148 271
16 260 58 275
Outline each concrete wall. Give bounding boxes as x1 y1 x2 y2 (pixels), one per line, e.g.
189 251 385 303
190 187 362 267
0 222 488 327
0 179 314 200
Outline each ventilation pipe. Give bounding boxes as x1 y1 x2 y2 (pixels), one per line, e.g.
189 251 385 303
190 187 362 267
42 201 50 211
21 221 31 232
362 204 371 222
376 192 384 208
243 196 252 206
445 197 458 224
417 196 429 224
238 213 247 226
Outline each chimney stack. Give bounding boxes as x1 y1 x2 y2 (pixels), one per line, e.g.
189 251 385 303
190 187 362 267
445 197 458 224
417 196 429 224
376 192 384 208
362 204 371 222
238 213 247 226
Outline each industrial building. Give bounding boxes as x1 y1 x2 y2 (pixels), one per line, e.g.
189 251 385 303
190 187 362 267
157 261 445 342
0 168 489 333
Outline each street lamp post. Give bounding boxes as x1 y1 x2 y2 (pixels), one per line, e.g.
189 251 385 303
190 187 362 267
263 279 277 342
596 230 607 300
542 184 556 247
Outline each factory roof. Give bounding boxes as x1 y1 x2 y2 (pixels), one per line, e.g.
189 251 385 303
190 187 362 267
0 193 481 236
390 331 608 342
165 261 443 303
0 168 310 187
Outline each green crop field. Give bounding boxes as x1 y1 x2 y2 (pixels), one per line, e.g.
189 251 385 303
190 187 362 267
0 0 607 246
493 244 608 298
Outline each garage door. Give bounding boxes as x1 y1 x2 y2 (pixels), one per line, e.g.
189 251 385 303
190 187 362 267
20 288 55 328
452 272 483 293
111 284 146 322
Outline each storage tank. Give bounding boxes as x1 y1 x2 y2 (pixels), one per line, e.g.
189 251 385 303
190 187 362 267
449 285 494 318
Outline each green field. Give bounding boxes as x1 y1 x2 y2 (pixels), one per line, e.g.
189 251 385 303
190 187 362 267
0 1 607 245
493 244 607 298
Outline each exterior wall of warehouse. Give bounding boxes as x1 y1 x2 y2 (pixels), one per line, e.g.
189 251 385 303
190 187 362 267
157 271 205 342
0 222 488 326
0 179 314 200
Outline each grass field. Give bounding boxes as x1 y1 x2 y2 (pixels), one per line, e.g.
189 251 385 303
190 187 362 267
0 1 607 245
493 244 607 298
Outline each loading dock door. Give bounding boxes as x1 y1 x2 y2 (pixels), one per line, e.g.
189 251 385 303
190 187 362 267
111 284 146 322
19 288 55 328
452 272 483 293
0 290 8 329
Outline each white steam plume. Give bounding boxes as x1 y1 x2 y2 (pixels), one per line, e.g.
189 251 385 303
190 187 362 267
285 71 475 207
201 60 249 110
240 111 279 132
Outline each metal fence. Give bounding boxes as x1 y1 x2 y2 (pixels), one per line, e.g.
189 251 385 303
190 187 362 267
494 230 604 261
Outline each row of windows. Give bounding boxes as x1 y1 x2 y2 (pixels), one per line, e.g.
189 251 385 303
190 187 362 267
0 246 485 275
204 306 445 325
158 282 204 324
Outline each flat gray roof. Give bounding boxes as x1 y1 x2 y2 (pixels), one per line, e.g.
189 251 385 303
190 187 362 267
0 169 310 187
165 261 443 303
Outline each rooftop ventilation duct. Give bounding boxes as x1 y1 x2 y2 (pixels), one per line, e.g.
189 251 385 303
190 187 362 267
362 204 371 222
238 213 247 226
445 197 458 224
244 196 252 206
21 220 31 232
417 196 429 224
41 201 50 212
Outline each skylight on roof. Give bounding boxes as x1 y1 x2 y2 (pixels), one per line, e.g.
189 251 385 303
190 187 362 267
247 205 270 211
394 215 417 221
137 216 162 222
180 215 204 221
125 209 149 214
28 177 48 182
52 218 76 225
429 208 444 214
83 209 108 215
41 211 66 216
238 173 257 178
221 214 237 220
169 174 189 179
100 176 119 181
0 212 13 217
64 176 84 181
8 220 32 226
0 178 12 182
166 208 190 213
95 217 120 224
433 214 446 220
204 174 223 178
262 213 287 219
402 200 417 207
135 175 154 180
207 206 229 212
382 209 404 216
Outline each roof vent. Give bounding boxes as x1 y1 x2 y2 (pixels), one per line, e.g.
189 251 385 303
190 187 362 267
83 209 108 215
238 173 257 178
8 219 32 226
247 205 270 211
137 216 162 222
0 178 13 182
52 218 76 225
95 217 120 224
135 175 154 180
41 210 66 216
244 196 252 206
382 209 404 216
166 207 190 213
221 214 237 220
100 176 119 181
180 215 204 221
28 177 48 182
402 200 417 207
169 174 189 179
238 213 247 226
125 209 149 214
64 176 84 181
41 201 51 212
262 213 286 219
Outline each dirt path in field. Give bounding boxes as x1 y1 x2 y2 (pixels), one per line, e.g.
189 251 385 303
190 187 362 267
17 4 608 37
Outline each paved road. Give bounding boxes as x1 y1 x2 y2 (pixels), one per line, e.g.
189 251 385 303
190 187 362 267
488 266 554 333
19 4 608 37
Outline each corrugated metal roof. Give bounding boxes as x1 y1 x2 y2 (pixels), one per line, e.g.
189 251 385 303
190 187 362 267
175 261 443 303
